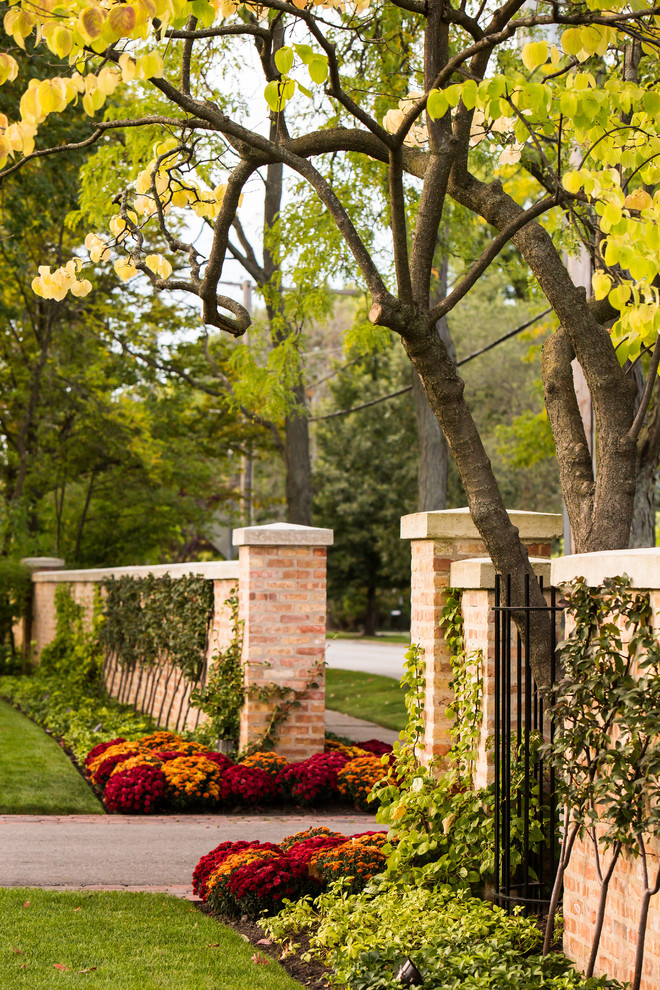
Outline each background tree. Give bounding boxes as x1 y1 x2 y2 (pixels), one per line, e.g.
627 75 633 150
314 346 418 634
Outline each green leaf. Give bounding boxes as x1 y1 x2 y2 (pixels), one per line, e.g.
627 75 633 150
297 80 313 99
427 88 448 120
461 79 477 110
308 57 328 84
190 0 216 27
274 46 294 75
643 90 660 116
264 80 281 111
294 43 314 63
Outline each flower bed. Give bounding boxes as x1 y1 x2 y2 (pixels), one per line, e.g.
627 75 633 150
195 826 391 918
81 732 393 814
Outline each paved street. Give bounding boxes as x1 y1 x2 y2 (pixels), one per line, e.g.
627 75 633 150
0 811 379 897
325 638 406 679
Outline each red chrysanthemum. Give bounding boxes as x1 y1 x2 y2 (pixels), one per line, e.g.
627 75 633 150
220 765 278 805
104 764 167 814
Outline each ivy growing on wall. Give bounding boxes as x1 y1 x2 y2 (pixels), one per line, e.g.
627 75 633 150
441 587 484 786
190 587 243 746
40 584 105 690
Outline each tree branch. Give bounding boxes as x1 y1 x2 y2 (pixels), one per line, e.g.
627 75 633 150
629 335 660 442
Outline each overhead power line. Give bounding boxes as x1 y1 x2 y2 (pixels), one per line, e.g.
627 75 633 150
309 308 553 423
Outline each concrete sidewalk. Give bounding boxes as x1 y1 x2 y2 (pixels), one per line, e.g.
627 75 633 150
325 709 400 745
0 811 380 899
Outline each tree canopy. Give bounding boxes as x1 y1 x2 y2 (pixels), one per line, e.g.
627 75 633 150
2 0 660 678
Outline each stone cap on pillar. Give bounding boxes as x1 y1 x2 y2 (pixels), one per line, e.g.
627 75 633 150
21 556 66 572
400 507 563 541
233 522 334 547
450 556 551 589
552 548 660 589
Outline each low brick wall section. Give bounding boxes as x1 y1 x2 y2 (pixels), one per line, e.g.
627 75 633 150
552 550 660 990
29 561 239 733
23 523 333 760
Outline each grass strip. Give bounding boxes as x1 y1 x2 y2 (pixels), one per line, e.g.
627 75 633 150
325 668 407 732
0 889 302 990
0 700 103 815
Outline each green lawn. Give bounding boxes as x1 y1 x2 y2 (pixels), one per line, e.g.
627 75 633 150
325 668 407 732
0 889 302 990
0 700 103 815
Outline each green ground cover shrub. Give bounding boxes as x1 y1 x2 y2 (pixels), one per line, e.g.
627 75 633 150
0 700 102 815
0 888 301 990
0 673 156 762
262 879 622 990
260 638 623 989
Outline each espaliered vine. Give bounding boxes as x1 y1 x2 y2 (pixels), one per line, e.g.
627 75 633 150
100 573 214 729
40 584 105 690
543 575 660 990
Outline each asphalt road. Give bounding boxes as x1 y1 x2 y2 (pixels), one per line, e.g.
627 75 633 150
325 638 406 680
0 812 379 893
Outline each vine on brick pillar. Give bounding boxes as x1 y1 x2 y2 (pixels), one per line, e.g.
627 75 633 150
441 588 484 787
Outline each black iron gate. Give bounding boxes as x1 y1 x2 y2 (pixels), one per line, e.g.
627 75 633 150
493 572 562 911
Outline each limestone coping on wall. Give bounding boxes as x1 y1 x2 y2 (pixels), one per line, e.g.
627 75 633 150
450 556 552 589
552 548 660 590
30 560 240 583
400 507 563 541
232 521 334 547
21 557 66 571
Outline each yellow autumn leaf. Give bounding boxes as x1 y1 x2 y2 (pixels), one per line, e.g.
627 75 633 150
592 270 612 300
70 278 93 297
114 258 139 281
145 254 172 278
521 41 548 73
0 53 19 85
136 52 164 80
624 189 653 212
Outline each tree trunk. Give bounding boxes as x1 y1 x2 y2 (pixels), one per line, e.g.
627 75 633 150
397 313 553 688
411 314 453 512
364 583 378 637
630 459 656 547
285 384 313 525
630 379 660 547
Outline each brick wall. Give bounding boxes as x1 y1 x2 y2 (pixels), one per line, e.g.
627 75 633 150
24 523 333 757
551 552 660 989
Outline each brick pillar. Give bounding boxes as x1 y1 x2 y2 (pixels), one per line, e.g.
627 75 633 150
449 556 552 789
400 508 561 764
234 522 333 762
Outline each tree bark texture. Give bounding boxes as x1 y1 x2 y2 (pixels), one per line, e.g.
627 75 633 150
412 365 449 511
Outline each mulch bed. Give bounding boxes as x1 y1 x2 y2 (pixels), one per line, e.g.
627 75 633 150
197 902 331 989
